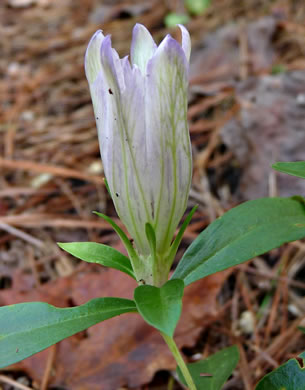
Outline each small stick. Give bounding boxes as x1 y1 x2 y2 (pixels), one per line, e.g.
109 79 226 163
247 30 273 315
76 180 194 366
237 342 253 390
0 375 34 390
0 221 44 248
0 157 103 185
41 345 57 390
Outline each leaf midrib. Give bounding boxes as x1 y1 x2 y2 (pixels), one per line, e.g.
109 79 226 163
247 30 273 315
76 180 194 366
1 304 137 339
181 216 305 284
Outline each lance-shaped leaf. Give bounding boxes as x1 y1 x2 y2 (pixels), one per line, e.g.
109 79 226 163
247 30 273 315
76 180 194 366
57 242 135 279
172 197 305 285
272 161 305 179
0 298 137 368
167 205 198 266
134 279 184 337
93 211 141 272
177 345 239 390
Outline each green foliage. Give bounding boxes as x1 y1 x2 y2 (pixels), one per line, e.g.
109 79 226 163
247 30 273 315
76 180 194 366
185 0 211 15
167 205 198 266
134 279 184 337
93 211 142 275
58 242 135 279
172 197 305 285
271 64 286 75
164 13 190 28
177 345 239 389
164 0 211 27
255 355 305 390
272 161 305 179
145 222 157 261
0 298 137 368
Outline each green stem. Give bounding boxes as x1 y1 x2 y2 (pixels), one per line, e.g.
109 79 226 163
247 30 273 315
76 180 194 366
161 332 197 390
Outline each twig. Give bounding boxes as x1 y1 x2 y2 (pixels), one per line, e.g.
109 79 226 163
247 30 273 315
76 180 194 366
0 157 103 185
239 21 249 80
0 214 121 229
237 342 253 390
41 345 56 390
240 264 305 291
0 221 44 248
0 375 34 390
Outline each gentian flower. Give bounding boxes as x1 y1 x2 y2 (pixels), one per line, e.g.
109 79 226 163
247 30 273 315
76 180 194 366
85 24 192 285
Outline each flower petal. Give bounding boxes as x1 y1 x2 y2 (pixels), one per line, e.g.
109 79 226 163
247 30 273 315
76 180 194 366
100 35 125 93
85 25 192 260
91 37 152 255
113 60 153 255
84 30 105 84
145 35 192 253
130 23 157 74
178 24 191 62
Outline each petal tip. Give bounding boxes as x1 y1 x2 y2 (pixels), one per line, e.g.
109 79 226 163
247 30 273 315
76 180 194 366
130 23 157 73
85 30 105 84
101 33 112 49
177 24 191 62
133 23 150 35
158 33 181 53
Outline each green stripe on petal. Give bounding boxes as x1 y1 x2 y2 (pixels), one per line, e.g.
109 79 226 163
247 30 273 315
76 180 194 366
145 35 192 254
85 25 192 285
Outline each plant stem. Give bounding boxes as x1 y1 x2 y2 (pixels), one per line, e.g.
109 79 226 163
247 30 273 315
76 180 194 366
161 332 197 390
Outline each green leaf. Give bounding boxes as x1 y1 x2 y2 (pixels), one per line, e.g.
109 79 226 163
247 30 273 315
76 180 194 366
103 177 112 198
168 205 198 266
164 13 190 28
299 327 305 334
57 242 135 279
272 161 305 179
93 211 141 271
185 0 211 15
134 279 184 337
255 355 305 390
177 345 239 389
145 223 157 260
172 197 305 286
271 64 286 75
0 298 137 368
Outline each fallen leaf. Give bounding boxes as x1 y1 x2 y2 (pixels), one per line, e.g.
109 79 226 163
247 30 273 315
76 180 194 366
221 71 305 199
190 17 277 94
1 265 229 389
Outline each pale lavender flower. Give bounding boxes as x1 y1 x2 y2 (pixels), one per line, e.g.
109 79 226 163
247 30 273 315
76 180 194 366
85 24 192 263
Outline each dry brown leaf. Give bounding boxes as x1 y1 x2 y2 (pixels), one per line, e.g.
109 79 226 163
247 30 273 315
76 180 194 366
190 17 277 94
221 71 305 199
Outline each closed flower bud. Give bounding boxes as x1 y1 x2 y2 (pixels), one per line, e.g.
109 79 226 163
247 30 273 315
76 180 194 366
85 24 192 283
